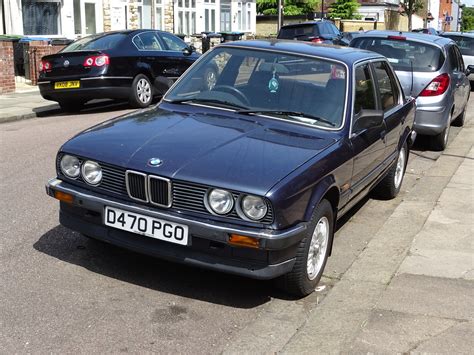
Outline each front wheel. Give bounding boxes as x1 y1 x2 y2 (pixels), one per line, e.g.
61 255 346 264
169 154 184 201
374 142 408 199
277 199 333 297
129 74 153 108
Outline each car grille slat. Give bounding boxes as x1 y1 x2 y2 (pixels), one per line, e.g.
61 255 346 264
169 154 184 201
56 154 273 224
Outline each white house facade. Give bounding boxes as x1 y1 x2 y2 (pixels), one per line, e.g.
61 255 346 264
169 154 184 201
1 0 256 37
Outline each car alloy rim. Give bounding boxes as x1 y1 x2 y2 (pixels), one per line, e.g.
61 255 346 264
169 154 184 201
307 216 329 281
206 70 216 90
394 147 406 189
443 118 451 146
137 78 151 104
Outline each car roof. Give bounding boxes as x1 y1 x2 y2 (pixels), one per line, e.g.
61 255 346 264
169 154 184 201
280 20 333 29
440 32 474 38
220 39 384 65
355 30 453 47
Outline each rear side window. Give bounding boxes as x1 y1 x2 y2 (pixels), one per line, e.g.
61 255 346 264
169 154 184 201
133 32 163 50
160 33 188 51
351 38 445 72
62 34 127 52
354 63 376 116
278 25 318 39
373 61 399 111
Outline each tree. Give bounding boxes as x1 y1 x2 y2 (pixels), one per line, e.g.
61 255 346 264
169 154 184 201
327 0 361 20
257 0 319 16
399 0 424 31
461 7 474 32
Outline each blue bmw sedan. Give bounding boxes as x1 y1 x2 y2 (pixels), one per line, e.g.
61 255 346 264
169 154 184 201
46 40 416 296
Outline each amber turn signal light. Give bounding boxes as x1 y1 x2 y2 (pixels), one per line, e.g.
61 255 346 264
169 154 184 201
229 234 260 249
54 190 74 204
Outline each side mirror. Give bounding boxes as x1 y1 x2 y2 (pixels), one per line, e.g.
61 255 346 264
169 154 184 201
466 65 474 75
353 109 384 132
183 45 196 56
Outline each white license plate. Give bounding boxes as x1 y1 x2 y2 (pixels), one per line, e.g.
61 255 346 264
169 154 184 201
104 206 188 246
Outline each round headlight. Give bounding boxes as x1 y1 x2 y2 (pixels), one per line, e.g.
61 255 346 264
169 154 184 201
241 195 268 221
81 160 102 185
207 189 234 215
60 154 80 178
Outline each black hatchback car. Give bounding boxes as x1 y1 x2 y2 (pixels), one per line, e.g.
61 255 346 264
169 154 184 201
277 20 348 46
38 30 201 110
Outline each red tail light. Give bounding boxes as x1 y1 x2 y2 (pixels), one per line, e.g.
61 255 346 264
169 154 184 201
419 73 450 97
311 37 324 44
39 60 51 72
387 35 406 41
83 55 110 67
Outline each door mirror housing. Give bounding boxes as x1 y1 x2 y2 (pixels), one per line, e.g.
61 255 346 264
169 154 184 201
466 65 474 75
353 109 384 132
183 45 196 56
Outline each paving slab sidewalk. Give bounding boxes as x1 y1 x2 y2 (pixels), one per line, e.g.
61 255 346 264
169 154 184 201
0 88 60 123
282 120 474 353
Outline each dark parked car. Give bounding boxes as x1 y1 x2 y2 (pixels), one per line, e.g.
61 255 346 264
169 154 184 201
351 31 472 150
412 28 438 35
38 30 201 111
440 32 474 84
277 20 348 46
46 40 415 296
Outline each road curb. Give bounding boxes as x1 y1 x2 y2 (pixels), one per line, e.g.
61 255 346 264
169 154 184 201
0 106 61 124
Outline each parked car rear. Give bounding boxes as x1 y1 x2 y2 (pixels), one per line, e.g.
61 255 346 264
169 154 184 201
440 32 474 84
277 20 348 46
351 31 471 150
38 30 201 111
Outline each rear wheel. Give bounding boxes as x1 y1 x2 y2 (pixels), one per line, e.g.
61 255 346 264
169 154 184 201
129 74 153 108
452 104 467 127
374 142 408 199
277 199 333 297
58 100 85 112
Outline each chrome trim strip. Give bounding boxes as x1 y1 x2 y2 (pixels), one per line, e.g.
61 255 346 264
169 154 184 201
147 175 172 208
164 45 350 132
46 178 306 239
125 170 149 203
38 81 51 84
81 76 133 81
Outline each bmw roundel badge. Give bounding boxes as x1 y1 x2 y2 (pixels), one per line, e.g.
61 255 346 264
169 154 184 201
148 158 163 167
63 60 70 67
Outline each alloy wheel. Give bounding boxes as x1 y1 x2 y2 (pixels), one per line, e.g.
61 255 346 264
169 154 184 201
307 216 329 280
137 78 151 104
394 147 406 189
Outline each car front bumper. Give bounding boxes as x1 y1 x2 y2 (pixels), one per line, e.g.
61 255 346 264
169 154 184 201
46 178 308 280
38 76 133 102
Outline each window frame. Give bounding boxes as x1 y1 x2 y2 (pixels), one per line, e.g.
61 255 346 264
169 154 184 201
370 60 403 113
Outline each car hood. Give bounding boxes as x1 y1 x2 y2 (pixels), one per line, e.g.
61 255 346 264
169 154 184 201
62 107 337 195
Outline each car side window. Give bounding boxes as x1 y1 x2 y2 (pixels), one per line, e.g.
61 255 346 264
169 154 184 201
135 32 162 51
160 33 188 51
454 46 464 72
373 61 399 112
449 46 461 72
354 63 377 120
330 23 340 35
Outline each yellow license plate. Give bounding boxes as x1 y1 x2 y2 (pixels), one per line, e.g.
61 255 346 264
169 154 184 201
54 81 80 89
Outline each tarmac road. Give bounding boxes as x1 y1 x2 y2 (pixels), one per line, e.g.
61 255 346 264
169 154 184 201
0 98 470 353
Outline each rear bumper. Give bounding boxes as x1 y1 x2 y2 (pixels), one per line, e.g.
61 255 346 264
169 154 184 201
414 93 451 136
46 178 307 280
38 76 133 102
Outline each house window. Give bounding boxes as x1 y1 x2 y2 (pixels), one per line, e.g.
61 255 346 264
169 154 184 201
137 0 153 29
155 0 163 30
22 0 60 35
220 4 231 31
176 0 196 34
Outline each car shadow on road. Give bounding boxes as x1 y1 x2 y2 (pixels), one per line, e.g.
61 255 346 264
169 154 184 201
33 225 288 308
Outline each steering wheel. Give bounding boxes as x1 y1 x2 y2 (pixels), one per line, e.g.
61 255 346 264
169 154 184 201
212 85 250 106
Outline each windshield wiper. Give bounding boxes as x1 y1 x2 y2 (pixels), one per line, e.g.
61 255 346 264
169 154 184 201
165 98 247 110
237 109 336 127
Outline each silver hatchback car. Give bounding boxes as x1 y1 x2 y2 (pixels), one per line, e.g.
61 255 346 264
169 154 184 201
351 31 472 150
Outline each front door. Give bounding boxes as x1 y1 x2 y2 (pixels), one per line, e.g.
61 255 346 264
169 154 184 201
74 0 102 36
349 62 387 199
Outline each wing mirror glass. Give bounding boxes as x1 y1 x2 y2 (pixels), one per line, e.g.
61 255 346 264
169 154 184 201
183 45 196 55
353 109 384 132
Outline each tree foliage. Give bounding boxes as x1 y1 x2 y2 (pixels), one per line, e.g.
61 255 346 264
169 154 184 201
461 7 474 32
327 0 361 20
257 0 319 16
399 0 424 31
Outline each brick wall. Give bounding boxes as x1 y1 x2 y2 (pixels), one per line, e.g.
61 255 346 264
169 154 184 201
0 41 16 94
27 41 65 85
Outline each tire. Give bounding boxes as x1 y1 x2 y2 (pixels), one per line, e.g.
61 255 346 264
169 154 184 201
58 100 85 112
431 114 451 151
277 199 333 297
129 74 153 108
374 142 408 199
452 103 467 127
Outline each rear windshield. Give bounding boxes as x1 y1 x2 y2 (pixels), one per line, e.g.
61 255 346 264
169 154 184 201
278 25 319 39
351 37 445 72
61 33 127 52
442 35 474 56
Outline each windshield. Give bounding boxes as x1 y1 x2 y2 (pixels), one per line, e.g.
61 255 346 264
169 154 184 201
351 38 445 72
61 33 127 52
165 47 347 128
443 35 474 56
278 25 319 39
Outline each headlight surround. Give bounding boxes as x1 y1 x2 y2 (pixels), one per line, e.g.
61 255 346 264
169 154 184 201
240 195 268 221
60 154 80 178
206 189 234 215
81 160 102 185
